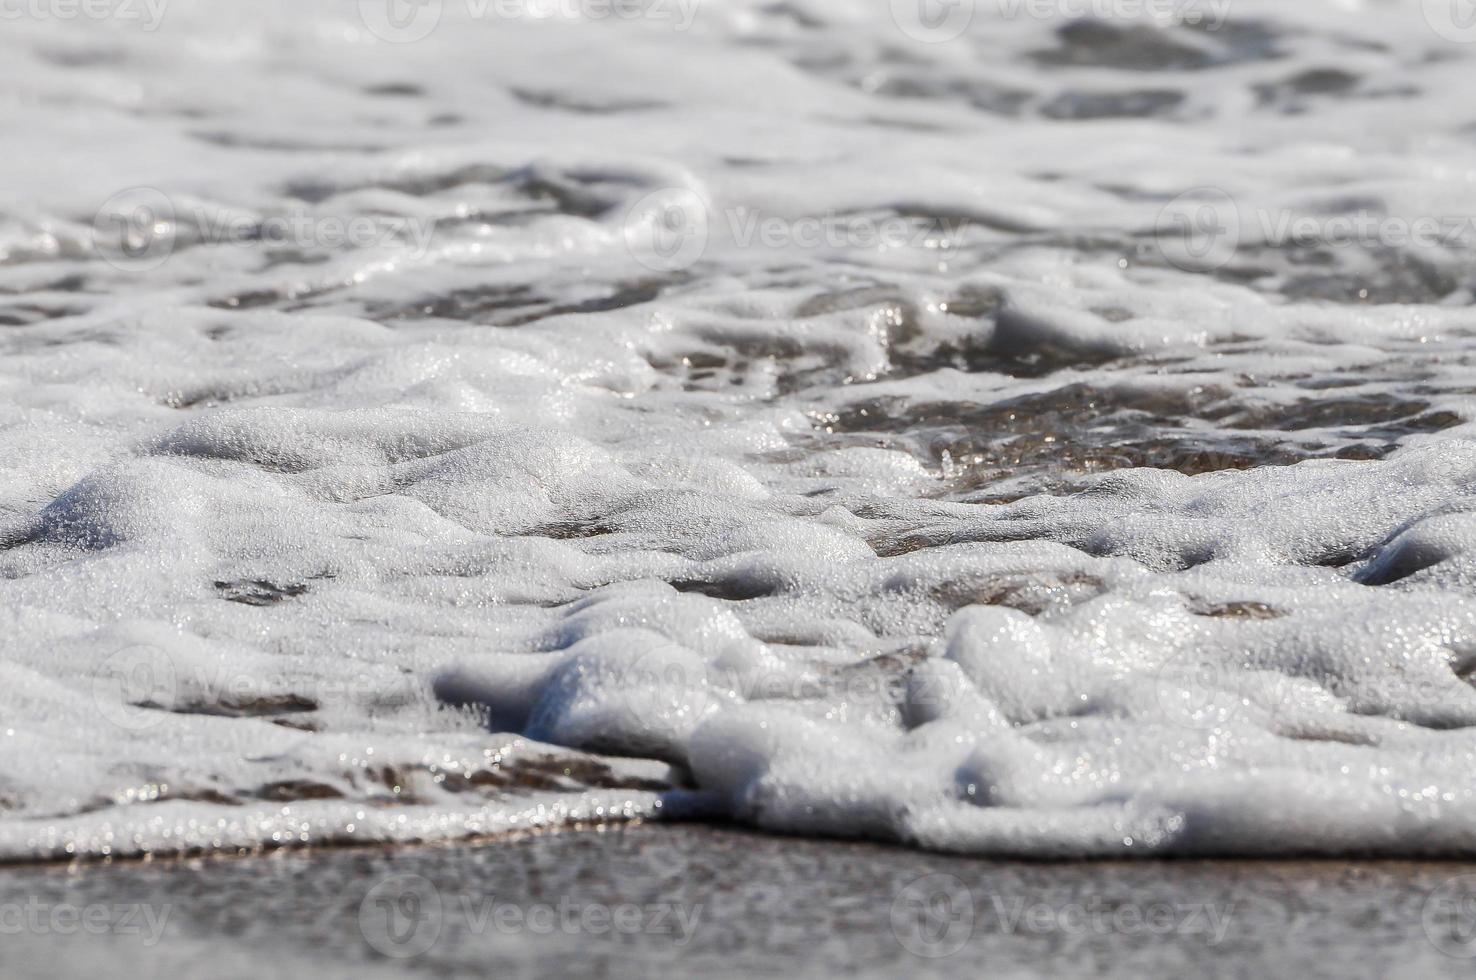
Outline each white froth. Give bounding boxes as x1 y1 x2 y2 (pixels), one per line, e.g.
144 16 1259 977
4 0 1476 860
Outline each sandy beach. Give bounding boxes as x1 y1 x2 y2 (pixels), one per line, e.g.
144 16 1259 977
5 824 1476 977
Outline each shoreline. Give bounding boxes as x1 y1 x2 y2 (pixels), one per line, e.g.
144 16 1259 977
4 822 1476 977
13 814 1476 870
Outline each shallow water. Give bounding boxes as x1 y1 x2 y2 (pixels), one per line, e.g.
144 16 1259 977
5 1 1476 861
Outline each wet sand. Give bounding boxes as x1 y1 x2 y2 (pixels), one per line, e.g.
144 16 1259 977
3 823 1475 978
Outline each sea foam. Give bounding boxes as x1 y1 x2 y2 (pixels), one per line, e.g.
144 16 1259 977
3 0 1476 859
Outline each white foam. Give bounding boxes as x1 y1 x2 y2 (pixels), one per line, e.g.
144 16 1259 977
4 0 1476 859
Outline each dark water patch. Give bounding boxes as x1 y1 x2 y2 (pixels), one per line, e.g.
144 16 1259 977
206 281 343 314
159 787 243 806
813 13 1284 130
787 46 852 73
939 284 1007 320
0 301 86 326
511 87 666 114
38 45 129 69
1207 396 1456 434
531 520 618 541
510 166 644 219
0 273 86 296
794 285 913 319
926 570 1107 615
826 381 1426 495
850 114 955 133
760 1 827 30
831 382 1225 442
258 780 344 802
283 160 593 206
215 579 310 606
1029 17 1283 72
871 529 954 559
193 131 390 153
143 693 320 719
1136 236 1464 306
936 434 1319 494
1254 68 1361 109
875 285 1131 382
1306 545 1366 570
1357 529 1459 586
1332 443 1394 461
1296 377 1372 391
1187 598 1285 620
863 74 1033 116
436 755 673 794
1279 728 1380 747
1041 89 1184 120
260 248 335 271
886 203 1041 235
1032 19 1214 70
379 283 539 321
1276 251 1462 305
371 277 674 326
363 82 425 98
1182 16 1286 62
669 578 776 602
